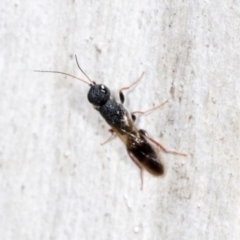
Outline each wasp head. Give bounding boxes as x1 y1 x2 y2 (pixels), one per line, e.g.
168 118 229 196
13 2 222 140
88 84 110 106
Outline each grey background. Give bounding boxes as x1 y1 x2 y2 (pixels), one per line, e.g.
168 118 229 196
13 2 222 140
0 1 240 240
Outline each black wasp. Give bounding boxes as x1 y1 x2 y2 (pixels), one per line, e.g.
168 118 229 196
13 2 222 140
36 55 186 189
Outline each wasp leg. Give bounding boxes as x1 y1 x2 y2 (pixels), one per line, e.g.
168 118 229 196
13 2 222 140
139 129 187 156
131 100 168 121
119 72 145 104
92 105 99 110
128 151 144 190
101 129 116 145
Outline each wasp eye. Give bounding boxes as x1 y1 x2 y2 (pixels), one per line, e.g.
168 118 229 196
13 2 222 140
100 85 107 94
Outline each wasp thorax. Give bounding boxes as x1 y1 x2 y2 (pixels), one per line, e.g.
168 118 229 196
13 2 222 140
88 84 111 106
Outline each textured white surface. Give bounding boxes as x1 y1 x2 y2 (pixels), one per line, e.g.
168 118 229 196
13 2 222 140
1 1 240 240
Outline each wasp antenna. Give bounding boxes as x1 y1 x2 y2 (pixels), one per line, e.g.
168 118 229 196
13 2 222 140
34 70 91 86
75 55 94 84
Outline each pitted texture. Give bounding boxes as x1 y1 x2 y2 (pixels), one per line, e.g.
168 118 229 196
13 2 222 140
88 84 110 106
99 98 127 128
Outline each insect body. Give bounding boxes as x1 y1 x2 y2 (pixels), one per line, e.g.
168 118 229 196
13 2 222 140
36 56 186 189
88 82 165 177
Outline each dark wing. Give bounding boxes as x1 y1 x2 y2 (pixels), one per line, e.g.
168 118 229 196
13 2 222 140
109 108 164 176
127 135 164 176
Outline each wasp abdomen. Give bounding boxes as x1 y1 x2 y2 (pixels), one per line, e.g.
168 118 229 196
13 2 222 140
129 142 164 176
